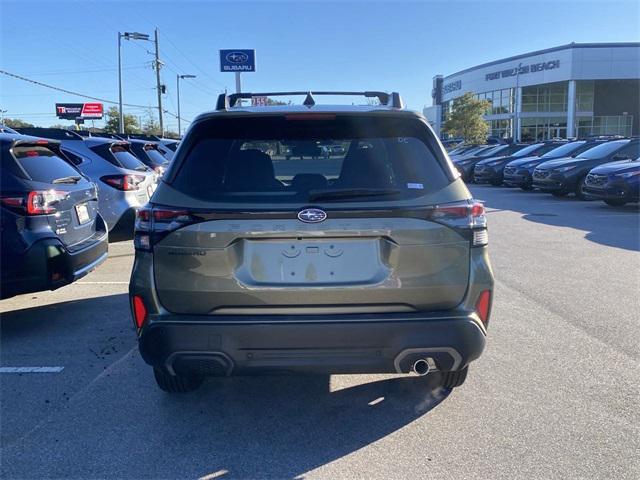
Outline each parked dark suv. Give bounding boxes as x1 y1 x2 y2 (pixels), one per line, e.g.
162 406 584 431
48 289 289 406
129 91 494 393
1 133 108 299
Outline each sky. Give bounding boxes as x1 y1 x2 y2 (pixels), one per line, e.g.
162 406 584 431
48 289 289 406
1 0 639 131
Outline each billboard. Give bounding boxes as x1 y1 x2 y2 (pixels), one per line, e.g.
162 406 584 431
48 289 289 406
55 103 104 120
219 49 256 72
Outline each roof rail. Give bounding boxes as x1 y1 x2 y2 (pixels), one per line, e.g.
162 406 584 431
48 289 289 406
15 127 84 141
215 91 404 110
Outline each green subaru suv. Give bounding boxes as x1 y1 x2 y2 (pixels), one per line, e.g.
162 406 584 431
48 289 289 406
129 91 494 393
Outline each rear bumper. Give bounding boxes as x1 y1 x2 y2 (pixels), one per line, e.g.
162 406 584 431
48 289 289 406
108 207 136 242
137 312 487 376
1 220 108 299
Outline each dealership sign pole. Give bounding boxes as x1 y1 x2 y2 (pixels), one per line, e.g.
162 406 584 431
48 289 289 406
220 49 256 105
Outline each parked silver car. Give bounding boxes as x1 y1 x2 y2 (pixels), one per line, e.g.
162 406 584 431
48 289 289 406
17 128 157 241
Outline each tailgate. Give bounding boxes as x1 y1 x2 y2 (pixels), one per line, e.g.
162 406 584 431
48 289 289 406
153 218 470 315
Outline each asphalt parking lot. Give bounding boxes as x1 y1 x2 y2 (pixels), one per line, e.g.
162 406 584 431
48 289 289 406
1 185 638 480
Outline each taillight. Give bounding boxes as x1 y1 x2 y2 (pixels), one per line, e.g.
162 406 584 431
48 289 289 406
132 295 147 329
101 174 145 191
475 290 492 326
1 190 67 215
426 200 488 247
134 206 197 251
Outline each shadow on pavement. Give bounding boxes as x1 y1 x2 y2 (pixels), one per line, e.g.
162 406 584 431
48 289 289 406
0 293 130 340
474 186 640 251
153 374 451 479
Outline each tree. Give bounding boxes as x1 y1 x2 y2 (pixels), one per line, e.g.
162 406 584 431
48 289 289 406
142 108 161 136
442 92 491 144
104 106 140 134
3 118 34 128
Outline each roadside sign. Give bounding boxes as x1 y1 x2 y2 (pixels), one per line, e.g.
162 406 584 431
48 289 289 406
55 103 103 120
220 49 256 72
81 103 103 118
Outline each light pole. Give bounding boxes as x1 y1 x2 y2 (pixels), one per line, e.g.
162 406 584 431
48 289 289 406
118 31 150 133
177 74 195 137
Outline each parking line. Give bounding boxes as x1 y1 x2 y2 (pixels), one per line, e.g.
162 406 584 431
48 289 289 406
0 367 64 373
76 281 129 285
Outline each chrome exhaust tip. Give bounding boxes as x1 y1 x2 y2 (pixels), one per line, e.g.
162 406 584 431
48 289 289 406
412 358 431 376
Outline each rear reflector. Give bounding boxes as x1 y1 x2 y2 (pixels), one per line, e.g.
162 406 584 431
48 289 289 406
132 295 147 329
475 290 492 326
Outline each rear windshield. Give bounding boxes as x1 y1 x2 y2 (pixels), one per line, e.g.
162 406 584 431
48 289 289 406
144 146 169 165
579 140 629 160
12 145 81 183
170 115 451 203
541 141 586 158
91 143 148 171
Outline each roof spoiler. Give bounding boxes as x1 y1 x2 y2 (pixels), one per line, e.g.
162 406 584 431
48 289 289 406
215 91 404 110
14 127 84 141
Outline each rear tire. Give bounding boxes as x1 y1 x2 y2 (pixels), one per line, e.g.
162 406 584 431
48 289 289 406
520 184 534 191
552 191 569 198
490 179 502 186
604 199 626 207
440 367 468 388
153 368 204 393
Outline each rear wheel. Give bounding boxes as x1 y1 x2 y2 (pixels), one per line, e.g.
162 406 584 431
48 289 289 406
552 191 569 198
490 179 502 186
440 367 468 388
604 199 626 207
153 367 204 393
520 184 534 191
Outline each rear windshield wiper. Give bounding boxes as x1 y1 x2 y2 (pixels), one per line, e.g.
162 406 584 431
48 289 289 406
308 188 402 202
52 175 82 184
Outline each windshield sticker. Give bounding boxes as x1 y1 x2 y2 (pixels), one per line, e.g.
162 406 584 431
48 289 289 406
407 183 424 189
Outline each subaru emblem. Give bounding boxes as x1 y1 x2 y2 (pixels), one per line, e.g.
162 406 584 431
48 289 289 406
298 208 327 223
225 52 249 64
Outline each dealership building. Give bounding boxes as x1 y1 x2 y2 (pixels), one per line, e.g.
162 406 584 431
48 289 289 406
425 42 640 141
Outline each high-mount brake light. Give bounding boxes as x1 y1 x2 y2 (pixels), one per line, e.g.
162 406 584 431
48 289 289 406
285 114 336 121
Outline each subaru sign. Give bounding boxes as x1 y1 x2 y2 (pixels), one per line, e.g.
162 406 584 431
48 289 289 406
220 49 256 72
